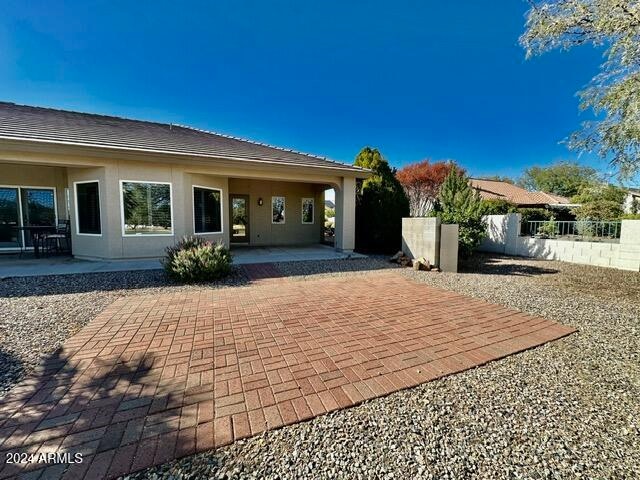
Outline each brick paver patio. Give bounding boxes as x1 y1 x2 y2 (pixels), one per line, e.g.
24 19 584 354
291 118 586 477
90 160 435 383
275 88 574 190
0 271 575 479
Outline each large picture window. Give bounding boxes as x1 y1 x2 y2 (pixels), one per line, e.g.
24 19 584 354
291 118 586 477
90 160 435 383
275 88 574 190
75 181 101 235
121 181 172 235
301 198 314 224
193 186 222 234
272 196 285 224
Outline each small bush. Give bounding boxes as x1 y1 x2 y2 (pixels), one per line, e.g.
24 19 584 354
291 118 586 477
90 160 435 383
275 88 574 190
163 236 232 283
621 213 640 220
481 199 518 215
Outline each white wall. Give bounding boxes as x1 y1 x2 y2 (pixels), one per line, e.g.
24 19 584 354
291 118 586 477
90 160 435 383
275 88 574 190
480 213 640 272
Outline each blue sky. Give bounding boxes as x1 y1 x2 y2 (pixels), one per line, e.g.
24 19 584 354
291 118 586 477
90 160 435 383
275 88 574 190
1 0 611 180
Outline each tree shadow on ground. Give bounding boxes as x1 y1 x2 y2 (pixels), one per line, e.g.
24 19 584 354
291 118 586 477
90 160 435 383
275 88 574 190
0 348 25 399
460 253 560 277
0 346 183 479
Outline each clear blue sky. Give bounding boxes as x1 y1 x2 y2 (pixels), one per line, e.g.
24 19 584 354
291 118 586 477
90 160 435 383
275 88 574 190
1 0 611 180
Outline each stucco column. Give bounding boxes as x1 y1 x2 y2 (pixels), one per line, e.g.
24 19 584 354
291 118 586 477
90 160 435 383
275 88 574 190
335 176 356 252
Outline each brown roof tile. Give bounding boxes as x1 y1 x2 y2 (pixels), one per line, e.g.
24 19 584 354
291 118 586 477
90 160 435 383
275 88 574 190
0 102 365 173
470 178 572 206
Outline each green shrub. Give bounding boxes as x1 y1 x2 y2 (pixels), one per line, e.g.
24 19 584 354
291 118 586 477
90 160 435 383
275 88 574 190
621 213 640 220
481 199 518 215
518 208 552 223
574 200 623 221
163 236 232 283
354 147 409 253
435 169 486 259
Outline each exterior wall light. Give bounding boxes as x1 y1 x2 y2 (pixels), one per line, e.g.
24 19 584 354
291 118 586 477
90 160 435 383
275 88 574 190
258 197 264 206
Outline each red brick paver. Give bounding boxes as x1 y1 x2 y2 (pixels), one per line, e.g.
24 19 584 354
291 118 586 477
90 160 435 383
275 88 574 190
0 271 575 479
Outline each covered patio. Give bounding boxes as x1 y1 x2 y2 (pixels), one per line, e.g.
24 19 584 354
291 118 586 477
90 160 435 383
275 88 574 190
0 245 366 278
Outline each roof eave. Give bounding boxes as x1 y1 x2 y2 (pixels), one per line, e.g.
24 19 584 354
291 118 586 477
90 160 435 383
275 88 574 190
0 135 371 177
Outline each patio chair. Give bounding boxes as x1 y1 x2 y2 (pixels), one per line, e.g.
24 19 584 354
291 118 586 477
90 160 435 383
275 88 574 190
42 220 71 255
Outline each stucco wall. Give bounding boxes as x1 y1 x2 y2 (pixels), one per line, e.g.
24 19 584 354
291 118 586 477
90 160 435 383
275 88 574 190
228 178 323 246
480 213 640 271
1 143 361 259
401 217 459 272
0 163 68 221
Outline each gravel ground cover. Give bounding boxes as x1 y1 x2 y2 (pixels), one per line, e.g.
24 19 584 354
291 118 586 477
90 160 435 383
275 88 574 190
1 255 638 479
129 255 639 480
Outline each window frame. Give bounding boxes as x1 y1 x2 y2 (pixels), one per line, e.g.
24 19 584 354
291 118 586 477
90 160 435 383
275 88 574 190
301 197 315 224
271 196 286 224
119 180 174 237
0 185 58 250
74 180 102 237
192 185 224 235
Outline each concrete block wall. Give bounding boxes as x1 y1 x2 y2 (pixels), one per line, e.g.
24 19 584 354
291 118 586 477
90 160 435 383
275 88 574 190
480 213 640 272
401 217 459 272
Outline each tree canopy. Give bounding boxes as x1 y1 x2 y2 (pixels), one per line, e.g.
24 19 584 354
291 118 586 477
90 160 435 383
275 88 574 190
354 147 409 252
520 0 640 178
518 161 599 197
396 159 460 217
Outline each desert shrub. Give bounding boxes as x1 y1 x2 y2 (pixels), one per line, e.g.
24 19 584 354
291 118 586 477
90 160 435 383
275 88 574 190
574 200 623 221
163 236 232 283
435 169 486 259
481 199 518 215
518 208 552 223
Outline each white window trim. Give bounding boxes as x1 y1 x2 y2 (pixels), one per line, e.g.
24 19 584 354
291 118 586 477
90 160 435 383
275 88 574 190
271 196 285 224
0 185 58 251
301 197 315 224
192 185 224 235
119 180 174 237
74 180 102 237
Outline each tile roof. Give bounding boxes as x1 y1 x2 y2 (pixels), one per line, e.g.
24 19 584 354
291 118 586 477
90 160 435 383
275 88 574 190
470 178 572 206
0 102 365 173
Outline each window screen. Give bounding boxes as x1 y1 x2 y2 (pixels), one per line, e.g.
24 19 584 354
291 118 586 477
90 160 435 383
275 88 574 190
76 182 101 234
121 182 172 235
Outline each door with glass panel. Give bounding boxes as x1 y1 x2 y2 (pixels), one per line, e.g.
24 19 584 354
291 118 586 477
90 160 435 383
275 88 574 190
0 187 57 249
229 195 249 243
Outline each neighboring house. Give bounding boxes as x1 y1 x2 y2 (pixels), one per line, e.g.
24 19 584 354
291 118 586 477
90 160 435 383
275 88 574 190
0 102 368 259
623 189 640 214
470 178 577 208
324 199 335 209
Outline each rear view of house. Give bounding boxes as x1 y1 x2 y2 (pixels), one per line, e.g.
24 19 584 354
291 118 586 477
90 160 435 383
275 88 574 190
0 102 368 259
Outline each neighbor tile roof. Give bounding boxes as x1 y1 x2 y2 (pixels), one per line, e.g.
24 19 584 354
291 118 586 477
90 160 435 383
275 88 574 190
0 102 365 173
470 178 572 206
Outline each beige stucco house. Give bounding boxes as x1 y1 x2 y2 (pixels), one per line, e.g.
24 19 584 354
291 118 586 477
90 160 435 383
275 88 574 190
0 102 368 259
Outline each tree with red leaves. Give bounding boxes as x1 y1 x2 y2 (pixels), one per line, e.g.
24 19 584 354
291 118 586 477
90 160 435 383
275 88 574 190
396 160 462 217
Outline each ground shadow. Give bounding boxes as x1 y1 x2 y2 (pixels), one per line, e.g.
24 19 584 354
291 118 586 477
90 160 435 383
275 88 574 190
460 253 560 277
0 346 182 479
0 348 25 399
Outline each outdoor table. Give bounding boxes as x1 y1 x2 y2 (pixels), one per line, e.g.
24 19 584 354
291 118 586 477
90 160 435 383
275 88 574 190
16 225 57 258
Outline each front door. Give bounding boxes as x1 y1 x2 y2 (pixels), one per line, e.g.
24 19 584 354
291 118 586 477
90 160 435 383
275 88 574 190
229 194 250 243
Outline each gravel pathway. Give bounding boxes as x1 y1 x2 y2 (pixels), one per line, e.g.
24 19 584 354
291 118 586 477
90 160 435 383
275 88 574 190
1 256 638 479
127 256 639 480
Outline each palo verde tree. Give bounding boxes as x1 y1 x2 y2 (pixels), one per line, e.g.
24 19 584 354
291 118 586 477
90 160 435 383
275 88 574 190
435 169 487 259
354 147 409 252
521 0 640 179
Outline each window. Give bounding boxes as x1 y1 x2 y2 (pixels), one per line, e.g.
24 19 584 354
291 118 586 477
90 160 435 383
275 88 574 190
75 181 101 235
121 181 172 235
193 186 222 234
272 196 285 224
0 187 57 249
301 198 314 224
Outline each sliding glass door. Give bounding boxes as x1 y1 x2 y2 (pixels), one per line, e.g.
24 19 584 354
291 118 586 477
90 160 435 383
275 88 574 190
0 186 57 249
0 187 20 248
